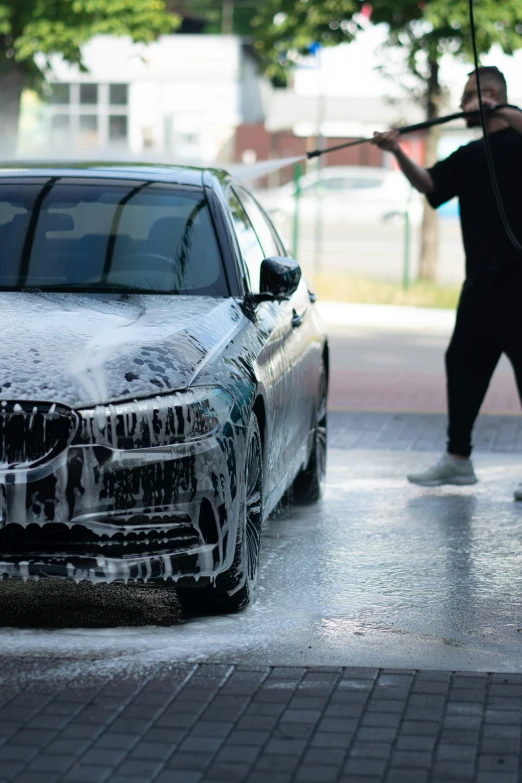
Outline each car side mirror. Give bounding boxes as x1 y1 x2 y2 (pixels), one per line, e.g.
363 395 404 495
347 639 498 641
255 256 302 302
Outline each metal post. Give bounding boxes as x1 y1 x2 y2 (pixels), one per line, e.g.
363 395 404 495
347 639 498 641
403 186 413 291
314 155 324 276
292 162 302 259
314 47 325 276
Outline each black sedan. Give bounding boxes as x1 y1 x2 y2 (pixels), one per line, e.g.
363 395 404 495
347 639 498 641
0 163 328 614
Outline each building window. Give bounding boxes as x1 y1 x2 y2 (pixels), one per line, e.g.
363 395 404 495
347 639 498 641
80 83 98 105
50 84 70 105
109 115 128 141
110 84 128 106
47 82 130 149
79 115 99 146
50 114 70 145
51 114 70 132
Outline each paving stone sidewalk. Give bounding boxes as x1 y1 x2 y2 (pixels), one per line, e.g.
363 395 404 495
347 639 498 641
329 412 522 454
1 663 522 783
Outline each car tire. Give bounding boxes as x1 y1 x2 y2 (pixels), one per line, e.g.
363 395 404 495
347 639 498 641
292 359 327 504
176 413 263 615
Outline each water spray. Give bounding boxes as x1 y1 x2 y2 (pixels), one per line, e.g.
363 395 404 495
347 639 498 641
235 105 516 183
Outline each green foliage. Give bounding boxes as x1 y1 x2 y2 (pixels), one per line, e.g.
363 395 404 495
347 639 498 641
251 0 358 84
221 6 258 35
312 273 460 309
168 2 260 35
370 0 522 91
252 0 522 89
0 0 178 79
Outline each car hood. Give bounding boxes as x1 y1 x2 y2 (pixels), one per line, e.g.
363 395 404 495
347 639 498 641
0 292 244 408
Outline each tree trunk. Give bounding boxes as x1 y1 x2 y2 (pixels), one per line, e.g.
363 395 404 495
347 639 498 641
0 65 25 158
418 58 442 282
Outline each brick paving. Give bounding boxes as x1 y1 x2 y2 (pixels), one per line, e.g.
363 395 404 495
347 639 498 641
329 411 522 454
2 663 522 783
328 367 522 415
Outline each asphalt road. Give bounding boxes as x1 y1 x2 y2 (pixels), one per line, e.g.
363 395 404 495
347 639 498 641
327 327 519 414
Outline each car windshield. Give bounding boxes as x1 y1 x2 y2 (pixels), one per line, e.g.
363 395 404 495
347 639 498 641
0 178 228 295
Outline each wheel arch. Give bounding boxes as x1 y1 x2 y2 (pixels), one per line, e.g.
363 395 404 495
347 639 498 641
322 339 330 391
252 392 267 465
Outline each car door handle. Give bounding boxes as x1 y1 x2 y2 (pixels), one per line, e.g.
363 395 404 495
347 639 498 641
292 309 305 328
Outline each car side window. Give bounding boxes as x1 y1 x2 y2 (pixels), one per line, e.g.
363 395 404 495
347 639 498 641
227 189 265 293
233 187 285 259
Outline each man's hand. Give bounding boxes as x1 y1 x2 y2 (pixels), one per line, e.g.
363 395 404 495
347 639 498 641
371 129 401 153
462 95 498 114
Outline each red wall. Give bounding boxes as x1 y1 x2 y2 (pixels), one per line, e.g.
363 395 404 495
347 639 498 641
235 123 385 183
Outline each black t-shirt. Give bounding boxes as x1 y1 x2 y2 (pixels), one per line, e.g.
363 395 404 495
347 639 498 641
427 127 522 283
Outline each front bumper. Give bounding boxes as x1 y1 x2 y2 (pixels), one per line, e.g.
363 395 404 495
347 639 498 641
0 437 239 584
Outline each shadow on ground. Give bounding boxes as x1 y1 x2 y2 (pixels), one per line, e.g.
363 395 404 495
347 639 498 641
0 578 184 628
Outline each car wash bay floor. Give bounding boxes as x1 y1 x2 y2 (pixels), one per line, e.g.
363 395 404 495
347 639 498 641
2 412 522 783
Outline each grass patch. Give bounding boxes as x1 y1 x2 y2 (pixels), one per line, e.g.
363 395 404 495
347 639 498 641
311 274 460 309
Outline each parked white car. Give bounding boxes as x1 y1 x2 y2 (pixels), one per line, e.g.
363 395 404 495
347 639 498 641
255 165 423 228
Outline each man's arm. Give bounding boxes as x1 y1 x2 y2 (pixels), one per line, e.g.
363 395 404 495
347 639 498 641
370 130 435 193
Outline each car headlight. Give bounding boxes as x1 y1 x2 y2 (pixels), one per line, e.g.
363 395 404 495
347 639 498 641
75 387 234 450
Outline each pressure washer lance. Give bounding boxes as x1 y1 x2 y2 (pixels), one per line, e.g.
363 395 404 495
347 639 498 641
306 104 518 159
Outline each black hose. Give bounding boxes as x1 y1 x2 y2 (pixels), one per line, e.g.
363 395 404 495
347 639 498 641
306 106 513 159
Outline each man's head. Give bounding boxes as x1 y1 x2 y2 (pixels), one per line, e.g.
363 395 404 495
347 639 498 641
461 67 508 126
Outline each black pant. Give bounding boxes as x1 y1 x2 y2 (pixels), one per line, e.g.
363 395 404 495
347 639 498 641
446 278 522 457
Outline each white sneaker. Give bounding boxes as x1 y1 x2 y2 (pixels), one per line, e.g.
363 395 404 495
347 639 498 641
514 484 522 501
407 454 478 487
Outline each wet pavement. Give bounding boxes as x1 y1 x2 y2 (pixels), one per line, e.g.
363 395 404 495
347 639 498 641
2 435 522 679
3 412 522 782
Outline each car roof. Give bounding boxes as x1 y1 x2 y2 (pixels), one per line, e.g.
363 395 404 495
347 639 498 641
0 161 231 187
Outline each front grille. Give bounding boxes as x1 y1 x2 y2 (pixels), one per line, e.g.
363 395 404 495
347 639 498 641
0 402 77 468
0 520 201 559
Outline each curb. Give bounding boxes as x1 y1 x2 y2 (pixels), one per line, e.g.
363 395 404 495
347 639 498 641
317 301 456 331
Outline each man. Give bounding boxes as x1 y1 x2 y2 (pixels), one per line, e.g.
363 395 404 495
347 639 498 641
372 67 522 495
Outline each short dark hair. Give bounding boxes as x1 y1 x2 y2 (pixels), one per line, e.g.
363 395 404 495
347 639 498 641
467 66 508 101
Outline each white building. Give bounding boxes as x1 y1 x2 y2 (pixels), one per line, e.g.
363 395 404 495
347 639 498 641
19 25 522 165
23 35 267 162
